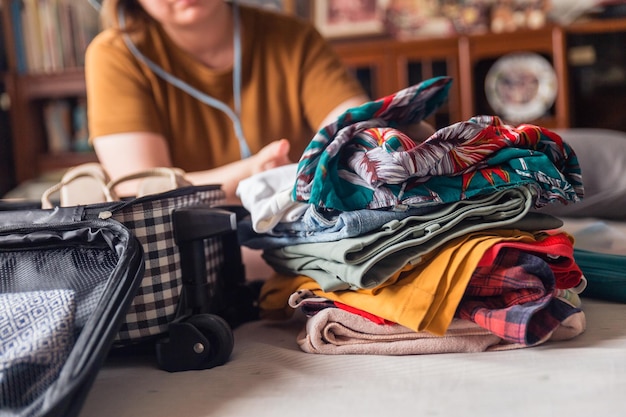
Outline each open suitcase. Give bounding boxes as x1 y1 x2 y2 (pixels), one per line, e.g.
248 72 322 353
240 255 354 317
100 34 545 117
0 184 258 417
0 211 145 417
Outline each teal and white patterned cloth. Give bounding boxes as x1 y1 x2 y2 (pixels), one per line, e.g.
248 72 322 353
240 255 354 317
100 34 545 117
293 77 583 211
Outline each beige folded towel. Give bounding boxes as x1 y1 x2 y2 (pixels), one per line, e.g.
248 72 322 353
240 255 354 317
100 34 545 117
297 307 586 355
297 307 502 355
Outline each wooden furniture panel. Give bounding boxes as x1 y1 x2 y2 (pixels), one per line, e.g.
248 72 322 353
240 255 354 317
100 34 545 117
6 71 93 183
457 26 570 128
0 79 14 196
334 37 462 129
394 37 461 128
332 38 398 100
565 18 626 131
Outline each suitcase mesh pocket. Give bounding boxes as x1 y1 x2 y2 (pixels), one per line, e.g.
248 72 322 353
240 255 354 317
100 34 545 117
0 244 118 415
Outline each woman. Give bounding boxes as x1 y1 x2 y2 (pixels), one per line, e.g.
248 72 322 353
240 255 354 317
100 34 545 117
85 0 369 201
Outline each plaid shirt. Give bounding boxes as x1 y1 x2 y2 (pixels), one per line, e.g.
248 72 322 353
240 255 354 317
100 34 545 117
456 248 581 346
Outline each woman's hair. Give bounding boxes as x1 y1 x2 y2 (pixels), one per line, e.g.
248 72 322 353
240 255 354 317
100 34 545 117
99 0 153 32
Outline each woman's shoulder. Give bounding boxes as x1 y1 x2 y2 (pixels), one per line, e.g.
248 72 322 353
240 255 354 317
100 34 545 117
86 23 164 64
86 28 131 59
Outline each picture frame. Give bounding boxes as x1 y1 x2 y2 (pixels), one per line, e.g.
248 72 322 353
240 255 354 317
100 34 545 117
385 0 457 40
313 0 386 39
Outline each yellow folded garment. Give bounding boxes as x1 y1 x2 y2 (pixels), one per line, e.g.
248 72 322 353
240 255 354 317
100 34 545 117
260 229 545 335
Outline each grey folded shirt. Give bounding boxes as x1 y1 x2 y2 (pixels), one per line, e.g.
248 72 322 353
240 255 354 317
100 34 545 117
263 186 561 292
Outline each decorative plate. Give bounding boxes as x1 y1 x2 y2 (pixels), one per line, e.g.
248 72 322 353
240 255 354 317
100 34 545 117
484 52 558 123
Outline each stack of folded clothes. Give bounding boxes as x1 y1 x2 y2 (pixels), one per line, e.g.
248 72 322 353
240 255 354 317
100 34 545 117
237 76 588 355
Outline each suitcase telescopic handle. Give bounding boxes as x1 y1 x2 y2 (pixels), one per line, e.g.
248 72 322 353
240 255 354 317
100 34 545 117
172 206 247 314
173 206 238 243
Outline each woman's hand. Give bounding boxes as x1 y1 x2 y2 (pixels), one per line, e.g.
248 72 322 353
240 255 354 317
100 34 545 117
94 132 294 203
185 138 294 204
251 139 292 174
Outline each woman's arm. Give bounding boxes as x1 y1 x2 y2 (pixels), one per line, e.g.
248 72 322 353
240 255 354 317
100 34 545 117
94 132 292 203
317 96 368 129
93 132 172 197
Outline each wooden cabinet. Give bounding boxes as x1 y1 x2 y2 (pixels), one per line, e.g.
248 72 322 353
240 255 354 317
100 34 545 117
333 25 570 130
565 18 626 132
333 17 626 132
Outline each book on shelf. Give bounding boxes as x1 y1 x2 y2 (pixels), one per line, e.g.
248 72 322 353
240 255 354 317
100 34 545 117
22 0 44 72
57 0 76 69
43 98 93 154
8 0 27 73
8 0 100 74
71 97 92 152
38 0 64 72
43 99 72 153
70 0 100 67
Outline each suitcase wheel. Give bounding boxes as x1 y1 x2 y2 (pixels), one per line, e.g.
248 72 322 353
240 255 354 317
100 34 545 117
156 313 235 372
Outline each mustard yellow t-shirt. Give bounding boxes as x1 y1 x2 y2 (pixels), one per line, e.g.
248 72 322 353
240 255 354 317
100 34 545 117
85 6 365 171
259 230 542 335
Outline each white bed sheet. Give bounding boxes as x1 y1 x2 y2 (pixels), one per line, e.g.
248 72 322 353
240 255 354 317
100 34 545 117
80 218 626 417
81 301 626 417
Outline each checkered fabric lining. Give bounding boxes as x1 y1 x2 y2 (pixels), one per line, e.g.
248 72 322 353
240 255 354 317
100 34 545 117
113 188 225 343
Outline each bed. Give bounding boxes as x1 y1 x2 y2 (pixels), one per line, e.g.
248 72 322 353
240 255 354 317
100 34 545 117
79 296 626 417
79 128 626 417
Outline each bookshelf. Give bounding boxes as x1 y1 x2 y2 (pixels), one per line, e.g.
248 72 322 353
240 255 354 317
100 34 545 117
1 0 98 188
2 0 626 189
